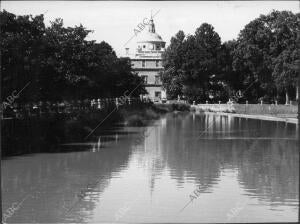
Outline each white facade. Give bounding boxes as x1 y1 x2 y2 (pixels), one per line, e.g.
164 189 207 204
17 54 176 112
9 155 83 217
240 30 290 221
126 18 166 101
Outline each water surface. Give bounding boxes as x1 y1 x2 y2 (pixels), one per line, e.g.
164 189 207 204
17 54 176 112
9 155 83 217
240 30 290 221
2 112 299 223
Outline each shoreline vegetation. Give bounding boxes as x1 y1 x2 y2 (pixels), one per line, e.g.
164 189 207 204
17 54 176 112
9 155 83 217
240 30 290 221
2 102 190 157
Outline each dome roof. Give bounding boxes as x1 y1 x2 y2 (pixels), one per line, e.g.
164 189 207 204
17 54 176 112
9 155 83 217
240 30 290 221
137 31 164 43
136 18 165 43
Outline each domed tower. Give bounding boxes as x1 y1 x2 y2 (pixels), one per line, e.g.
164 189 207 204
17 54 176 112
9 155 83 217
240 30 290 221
128 17 166 101
136 18 166 54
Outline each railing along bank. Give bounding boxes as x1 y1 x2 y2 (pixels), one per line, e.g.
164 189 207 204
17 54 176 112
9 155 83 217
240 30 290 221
1 97 147 119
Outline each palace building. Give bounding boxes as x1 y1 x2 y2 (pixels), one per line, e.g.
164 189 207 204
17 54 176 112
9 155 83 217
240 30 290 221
125 17 166 101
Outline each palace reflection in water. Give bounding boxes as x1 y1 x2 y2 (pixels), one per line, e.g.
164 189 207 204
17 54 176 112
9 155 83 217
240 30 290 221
2 112 298 223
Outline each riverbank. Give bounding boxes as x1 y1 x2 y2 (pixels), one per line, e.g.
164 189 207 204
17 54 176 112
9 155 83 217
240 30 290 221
1 102 190 157
198 111 298 124
192 104 298 124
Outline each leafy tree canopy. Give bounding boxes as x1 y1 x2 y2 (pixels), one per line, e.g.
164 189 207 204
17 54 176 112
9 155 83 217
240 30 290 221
1 10 145 102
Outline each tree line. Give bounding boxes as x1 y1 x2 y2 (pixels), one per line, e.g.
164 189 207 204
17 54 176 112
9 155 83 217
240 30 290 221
160 10 299 104
0 10 145 104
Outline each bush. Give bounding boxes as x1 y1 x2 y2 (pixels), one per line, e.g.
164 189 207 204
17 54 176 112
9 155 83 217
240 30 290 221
171 103 190 111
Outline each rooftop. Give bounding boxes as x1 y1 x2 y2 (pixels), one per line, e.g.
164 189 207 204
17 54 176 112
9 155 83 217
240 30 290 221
136 18 165 43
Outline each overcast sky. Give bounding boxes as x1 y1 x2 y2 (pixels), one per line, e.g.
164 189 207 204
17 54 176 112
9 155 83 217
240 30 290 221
2 1 299 56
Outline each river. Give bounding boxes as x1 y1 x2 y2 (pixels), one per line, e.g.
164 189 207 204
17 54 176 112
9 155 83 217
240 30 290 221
2 112 299 223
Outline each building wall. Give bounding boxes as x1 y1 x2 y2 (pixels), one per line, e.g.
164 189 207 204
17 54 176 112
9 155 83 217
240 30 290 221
132 70 162 85
137 42 165 51
145 86 166 99
130 44 166 99
131 59 163 69
131 57 166 100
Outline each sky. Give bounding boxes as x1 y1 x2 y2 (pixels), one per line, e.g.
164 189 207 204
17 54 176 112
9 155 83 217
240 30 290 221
2 1 299 56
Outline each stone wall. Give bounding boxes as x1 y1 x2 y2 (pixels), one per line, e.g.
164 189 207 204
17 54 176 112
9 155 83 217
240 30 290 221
193 103 298 115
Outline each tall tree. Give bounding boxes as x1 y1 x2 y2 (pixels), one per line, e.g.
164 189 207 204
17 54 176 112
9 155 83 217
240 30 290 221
161 23 223 102
269 11 300 103
160 30 185 99
233 10 299 103
1 10 45 102
0 10 145 103
218 40 243 100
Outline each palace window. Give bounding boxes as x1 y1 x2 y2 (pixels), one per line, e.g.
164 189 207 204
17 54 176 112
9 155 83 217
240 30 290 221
142 75 148 84
155 75 160 84
142 60 145 67
156 60 159 67
155 91 162 98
